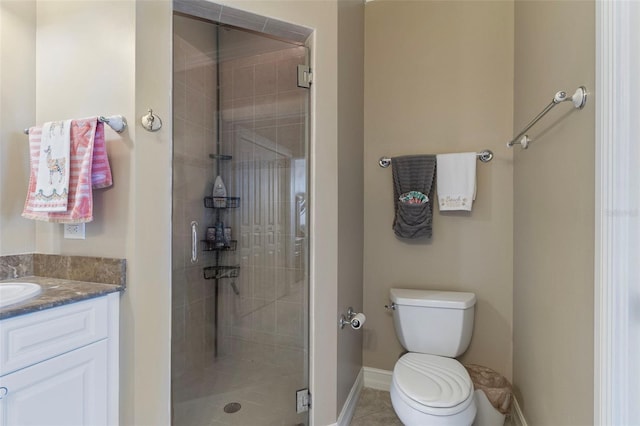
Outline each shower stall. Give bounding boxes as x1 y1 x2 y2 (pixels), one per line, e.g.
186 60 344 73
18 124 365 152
171 10 310 426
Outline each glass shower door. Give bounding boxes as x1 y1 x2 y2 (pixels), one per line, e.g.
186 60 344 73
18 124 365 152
172 12 310 426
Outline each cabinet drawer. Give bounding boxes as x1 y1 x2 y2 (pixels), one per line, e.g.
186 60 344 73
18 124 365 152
0 297 108 376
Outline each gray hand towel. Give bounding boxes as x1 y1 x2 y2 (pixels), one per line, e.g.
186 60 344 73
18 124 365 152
391 155 437 239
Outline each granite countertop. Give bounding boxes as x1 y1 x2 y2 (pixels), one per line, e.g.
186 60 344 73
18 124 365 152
0 276 124 320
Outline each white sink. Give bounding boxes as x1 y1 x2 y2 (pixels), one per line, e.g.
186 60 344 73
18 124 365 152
0 282 42 308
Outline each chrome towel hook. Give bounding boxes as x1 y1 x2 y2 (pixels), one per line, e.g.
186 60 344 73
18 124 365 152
141 108 162 132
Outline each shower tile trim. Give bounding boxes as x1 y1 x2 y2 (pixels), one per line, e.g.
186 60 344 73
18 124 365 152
173 0 313 44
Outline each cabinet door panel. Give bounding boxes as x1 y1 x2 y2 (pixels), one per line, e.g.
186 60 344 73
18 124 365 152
0 340 107 426
0 297 108 376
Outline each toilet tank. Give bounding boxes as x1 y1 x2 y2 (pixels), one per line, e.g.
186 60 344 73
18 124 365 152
390 288 476 357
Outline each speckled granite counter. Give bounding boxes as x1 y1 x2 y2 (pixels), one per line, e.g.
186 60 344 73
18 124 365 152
0 254 126 320
0 276 124 320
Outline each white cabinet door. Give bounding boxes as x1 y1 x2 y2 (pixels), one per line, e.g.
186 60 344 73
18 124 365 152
0 340 107 426
0 297 109 376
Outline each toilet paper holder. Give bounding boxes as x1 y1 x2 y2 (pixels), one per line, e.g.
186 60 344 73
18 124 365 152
339 307 366 330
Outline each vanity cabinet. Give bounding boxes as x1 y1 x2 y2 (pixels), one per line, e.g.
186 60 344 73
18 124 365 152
0 293 119 426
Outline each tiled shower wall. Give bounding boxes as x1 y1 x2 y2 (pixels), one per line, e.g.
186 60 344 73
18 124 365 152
172 15 218 385
172 14 308 394
218 41 308 351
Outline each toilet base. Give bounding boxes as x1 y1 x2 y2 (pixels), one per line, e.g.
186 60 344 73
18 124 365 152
390 379 477 426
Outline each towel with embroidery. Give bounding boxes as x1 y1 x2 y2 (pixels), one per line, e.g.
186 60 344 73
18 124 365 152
436 152 477 211
32 120 71 212
22 117 113 223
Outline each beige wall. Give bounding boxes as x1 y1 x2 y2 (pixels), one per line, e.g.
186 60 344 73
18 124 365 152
336 0 364 414
0 0 36 255
29 3 155 424
34 1 135 258
2 5 161 421
513 1 595 424
130 1 174 423
363 0 514 379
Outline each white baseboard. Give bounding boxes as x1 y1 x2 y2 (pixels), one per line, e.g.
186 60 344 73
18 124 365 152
336 368 364 426
363 366 392 391
511 397 528 426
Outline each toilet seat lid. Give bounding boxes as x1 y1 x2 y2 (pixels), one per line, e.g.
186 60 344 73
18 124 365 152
393 353 473 410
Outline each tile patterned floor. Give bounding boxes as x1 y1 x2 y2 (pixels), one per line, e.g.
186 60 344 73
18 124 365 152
350 387 515 426
174 375 515 425
350 388 402 426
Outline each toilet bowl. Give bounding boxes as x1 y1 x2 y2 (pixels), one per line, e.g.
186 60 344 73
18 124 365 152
390 353 477 426
387 288 478 426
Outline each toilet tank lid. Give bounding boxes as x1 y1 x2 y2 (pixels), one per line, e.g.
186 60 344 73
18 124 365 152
390 288 476 309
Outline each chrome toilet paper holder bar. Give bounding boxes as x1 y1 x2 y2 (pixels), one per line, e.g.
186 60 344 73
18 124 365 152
339 307 365 330
339 307 356 329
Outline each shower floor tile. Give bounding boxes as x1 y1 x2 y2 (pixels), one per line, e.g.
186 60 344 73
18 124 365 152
173 337 307 426
174 389 305 426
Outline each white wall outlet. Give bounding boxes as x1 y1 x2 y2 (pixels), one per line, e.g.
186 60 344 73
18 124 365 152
63 223 86 240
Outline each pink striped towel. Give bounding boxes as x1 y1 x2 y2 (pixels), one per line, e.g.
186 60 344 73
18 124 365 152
22 117 113 223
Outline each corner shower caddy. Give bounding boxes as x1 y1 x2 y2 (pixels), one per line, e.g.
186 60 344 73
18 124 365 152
202 153 240 357
201 169 240 280
201 197 240 258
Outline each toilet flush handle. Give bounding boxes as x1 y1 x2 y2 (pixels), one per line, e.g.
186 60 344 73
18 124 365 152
384 302 396 311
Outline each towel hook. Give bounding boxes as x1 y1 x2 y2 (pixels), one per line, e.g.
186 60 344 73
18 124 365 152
141 108 162 132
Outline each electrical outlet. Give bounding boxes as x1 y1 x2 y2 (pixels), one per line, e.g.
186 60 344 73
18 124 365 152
63 223 86 240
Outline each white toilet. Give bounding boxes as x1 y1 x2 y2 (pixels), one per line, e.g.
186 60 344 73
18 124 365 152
388 288 478 426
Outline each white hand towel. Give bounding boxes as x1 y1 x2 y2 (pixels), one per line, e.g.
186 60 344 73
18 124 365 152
32 120 72 212
436 152 477 211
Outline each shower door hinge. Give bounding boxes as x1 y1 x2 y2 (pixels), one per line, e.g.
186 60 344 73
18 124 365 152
297 65 312 89
296 388 311 413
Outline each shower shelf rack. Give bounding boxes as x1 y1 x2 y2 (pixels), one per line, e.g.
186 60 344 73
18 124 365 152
203 196 240 209
201 152 240 356
201 239 237 252
201 190 240 281
209 153 232 161
203 265 240 280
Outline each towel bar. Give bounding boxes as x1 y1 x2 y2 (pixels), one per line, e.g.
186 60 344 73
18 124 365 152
507 86 587 149
23 115 127 135
378 150 493 168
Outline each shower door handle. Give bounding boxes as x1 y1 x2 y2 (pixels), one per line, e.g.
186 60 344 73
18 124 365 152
191 221 198 263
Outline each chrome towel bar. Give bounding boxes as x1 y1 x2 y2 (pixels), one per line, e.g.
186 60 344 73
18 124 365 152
378 150 493 168
23 115 127 135
508 86 587 149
